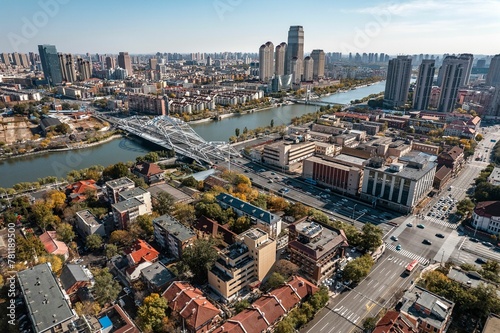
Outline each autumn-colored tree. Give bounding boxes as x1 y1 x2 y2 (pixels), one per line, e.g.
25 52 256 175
39 255 64 275
137 293 168 333
172 202 196 225
109 230 134 246
44 190 66 211
86 234 103 251
93 268 121 306
74 301 101 316
31 201 58 231
56 222 75 243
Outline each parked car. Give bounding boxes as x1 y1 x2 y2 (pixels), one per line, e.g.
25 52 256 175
435 233 445 238
407 223 413 227
390 235 398 241
417 224 425 229
423 239 432 245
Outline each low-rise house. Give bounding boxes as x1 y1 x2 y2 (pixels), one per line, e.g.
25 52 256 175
66 179 100 203
193 216 237 246
40 117 62 135
124 239 160 266
140 261 176 293
216 193 282 238
163 281 222 333
17 263 76 333
400 285 454 333
214 276 318 333
472 201 500 235
132 161 164 184
96 304 140 333
39 230 69 260
437 146 464 176
59 264 93 302
433 166 452 191
373 310 418 333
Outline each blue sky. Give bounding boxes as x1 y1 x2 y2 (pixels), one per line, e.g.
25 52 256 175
1 0 499 55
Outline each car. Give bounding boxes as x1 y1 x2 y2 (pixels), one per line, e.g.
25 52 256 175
396 244 402 251
417 224 425 229
268 180 273 183
344 280 352 286
482 241 494 247
271 172 276 175
476 257 488 264
407 223 413 227
351 248 356 253
423 239 432 245
123 287 131 294
390 235 398 241
135 300 142 307
469 238 479 243
435 233 445 238
75 258 84 264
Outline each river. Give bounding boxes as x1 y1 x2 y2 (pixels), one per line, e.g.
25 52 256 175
0 81 386 187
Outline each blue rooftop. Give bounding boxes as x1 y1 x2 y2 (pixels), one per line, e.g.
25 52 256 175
216 193 279 225
99 316 112 329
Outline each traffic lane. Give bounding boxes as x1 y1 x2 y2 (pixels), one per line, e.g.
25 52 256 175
398 222 451 261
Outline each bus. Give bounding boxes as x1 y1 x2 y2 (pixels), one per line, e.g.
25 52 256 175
405 259 419 275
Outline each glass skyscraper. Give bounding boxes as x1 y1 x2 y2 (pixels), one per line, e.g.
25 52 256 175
38 44 62 86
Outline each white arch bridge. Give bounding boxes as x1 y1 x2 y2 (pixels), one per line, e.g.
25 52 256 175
118 116 240 165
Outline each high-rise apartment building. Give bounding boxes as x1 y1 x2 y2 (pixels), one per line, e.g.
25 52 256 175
77 58 92 81
383 55 412 108
303 56 314 81
311 49 325 79
117 51 133 77
274 42 287 76
439 56 463 113
285 26 304 77
11 52 21 67
1 53 10 65
486 54 500 87
38 44 63 85
413 59 436 110
59 54 77 82
458 53 473 86
148 58 157 70
258 41 274 81
105 56 116 70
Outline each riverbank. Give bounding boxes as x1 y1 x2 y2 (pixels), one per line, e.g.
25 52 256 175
0 133 123 162
188 103 288 124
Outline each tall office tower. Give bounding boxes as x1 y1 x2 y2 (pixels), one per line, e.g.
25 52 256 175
118 52 133 76
438 56 463 113
486 54 500 87
285 26 304 76
413 59 436 110
311 49 325 79
77 58 91 81
38 44 62 85
105 56 116 70
379 53 385 63
303 56 314 81
374 53 378 63
349 53 353 62
59 53 76 82
149 58 157 70
458 53 473 86
383 55 412 108
29 52 36 65
274 42 286 76
11 53 22 66
206 56 212 66
259 41 274 81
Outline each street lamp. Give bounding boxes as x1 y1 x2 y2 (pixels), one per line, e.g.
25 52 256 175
352 204 357 220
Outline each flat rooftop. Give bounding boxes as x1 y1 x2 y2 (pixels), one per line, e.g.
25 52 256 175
118 187 147 201
331 154 367 167
17 263 75 333
106 177 135 189
112 197 144 212
153 214 196 242
76 210 101 227
305 156 359 172
147 183 192 203
241 228 267 241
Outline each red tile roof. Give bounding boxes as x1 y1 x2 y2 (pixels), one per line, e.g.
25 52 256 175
66 179 97 194
124 239 159 265
373 310 418 333
163 282 221 331
214 276 318 333
39 231 69 257
474 201 500 218
133 162 163 177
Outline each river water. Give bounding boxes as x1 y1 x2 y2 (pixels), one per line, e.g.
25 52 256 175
0 81 386 187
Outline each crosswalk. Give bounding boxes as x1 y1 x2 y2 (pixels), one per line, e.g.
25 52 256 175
385 243 430 265
423 216 459 229
332 305 361 325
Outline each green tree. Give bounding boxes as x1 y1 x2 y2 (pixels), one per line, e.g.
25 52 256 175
234 299 250 314
31 201 58 231
181 176 198 188
360 223 383 252
92 268 121 306
285 202 310 219
109 230 134 246
105 244 119 258
309 286 329 311
363 317 377 333
152 191 175 215
181 238 218 283
54 123 71 134
102 162 130 180
143 151 159 163
56 223 76 243
86 234 103 251
274 317 295 333
243 127 248 134
16 234 47 262
343 255 374 284
456 198 475 217
230 216 251 234
235 128 240 137
270 119 274 128
264 272 285 290
137 293 168 333
172 202 196 225
135 214 154 237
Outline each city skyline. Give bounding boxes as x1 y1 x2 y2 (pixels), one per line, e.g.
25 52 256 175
1 0 500 54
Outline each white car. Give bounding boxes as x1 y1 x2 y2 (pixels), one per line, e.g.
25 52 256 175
123 287 131 294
